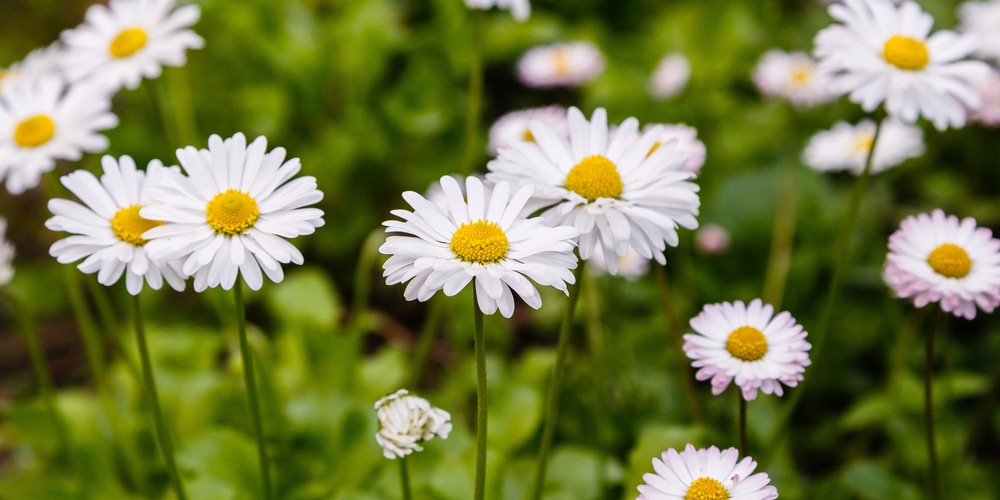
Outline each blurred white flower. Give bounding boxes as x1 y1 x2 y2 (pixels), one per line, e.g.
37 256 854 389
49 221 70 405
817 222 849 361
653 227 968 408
752 49 836 107
464 0 530 21
488 106 568 155
0 217 14 287
643 123 706 176
696 224 730 255
589 244 649 279
958 0 1000 64
374 389 452 460
0 43 65 96
970 71 1000 127
803 118 924 175
637 444 778 500
649 52 690 99
517 42 605 88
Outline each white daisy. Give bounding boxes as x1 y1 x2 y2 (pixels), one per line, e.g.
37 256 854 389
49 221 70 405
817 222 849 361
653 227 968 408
958 0 1000 64
464 0 530 21
589 244 649 280
0 43 65 96
637 444 778 500
643 123 706 176
488 106 568 156
970 71 1000 127
141 133 325 292
814 0 991 130
883 209 1000 319
374 389 452 460
46 155 186 295
486 107 700 275
753 49 837 107
517 42 605 88
649 52 690 100
696 223 731 255
683 298 811 401
59 0 204 92
802 117 924 175
0 76 118 194
380 175 579 318
0 217 14 287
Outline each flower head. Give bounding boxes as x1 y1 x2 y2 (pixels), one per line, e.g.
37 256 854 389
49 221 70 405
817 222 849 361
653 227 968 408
464 0 530 21
46 155 186 295
696 224 731 255
517 42 605 88
0 217 14 287
803 117 924 175
380 175 579 318
753 49 836 107
589 245 649 279
637 444 778 500
0 76 117 194
488 106 568 156
141 133 325 292
643 123 706 176
958 0 1000 64
0 43 65 96
486 107 700 275
684 299 811 401
374 389 452 460
649 52 690 99
60 0 204 92
883 209 1000 319
814 0 991 129
970 71 1000 127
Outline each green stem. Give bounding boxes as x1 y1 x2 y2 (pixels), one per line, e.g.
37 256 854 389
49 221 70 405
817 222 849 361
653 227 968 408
472 289 487 500
925 310 941 500
739 396 749 457
234 284 273 500
351 228 385 329
132 294 187 500
399 457 413 500
87 278 142 384
761 154 800 309
463 11 485 175
654 264 703 424
145 77 180 151
530 262 586 500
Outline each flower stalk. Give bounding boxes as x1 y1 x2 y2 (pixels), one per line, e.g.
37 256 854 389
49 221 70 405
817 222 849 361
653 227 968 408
234 284 273 500
473 288 488 500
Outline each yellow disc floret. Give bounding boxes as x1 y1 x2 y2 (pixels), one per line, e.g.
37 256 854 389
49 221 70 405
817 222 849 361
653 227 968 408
109 27 148 58
14 114 56 148
927 243 972 279
853 133 874 154
522 127 535 143
883 35 929 71
206 189 260 236
111 205 163 246
685 477 729 500
726 326 768 362
450 219 509 264
564 155 623 202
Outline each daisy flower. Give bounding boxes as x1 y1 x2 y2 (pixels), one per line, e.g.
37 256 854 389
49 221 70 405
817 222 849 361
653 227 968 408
464 0 530 21
649 52 690 99
637 444 778 500
643 123 706 176
488 106 568 156
517 42 605 88
970 71 1000 127
380 175 579 318
486 107 700 275
59 0 204 92
802 117 924 175
46 155 185 295
683 298 811 401
589 244 649 280
0 217 14 287
696 223 731 255
813 0 991 130
0 76 118 194
141 133 325 292
753 49 836 107
883 209 1000 319
374 389 452 460
0 43 65 96
958 0 1000 64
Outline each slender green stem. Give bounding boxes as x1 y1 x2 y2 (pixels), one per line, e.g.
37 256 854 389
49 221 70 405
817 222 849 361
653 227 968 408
654 264 703 424
925 310 941 500
234 284 273 500
761 154 800 309
530 262 586 500
351 228 385 329
463 11 485 175
145 78 180 150
472 289 487 500
132 294 187 500
399 457 413 500
739 396 749 457
87 278 142 384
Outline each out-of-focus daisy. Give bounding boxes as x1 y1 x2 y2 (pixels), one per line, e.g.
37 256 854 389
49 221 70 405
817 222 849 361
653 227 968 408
753 49 836 107
814 0 991 130
464 0 530 21
517 42 605 88
0 217 14 287
883 209 1000 319
696 223 731 255
374 389 452 460
141 133 325 292
380 175 579 318
486 107 700 275
46 155 185 295
649 52 690 99
488 106 568 156
589 244 649 279
0 76 117 194
958 0 1000 64
0 43 65 96
970 71 1000 127
643 123 706 176
59 0 204 92
803 117 924 175
683 298 811 401
637 444 778 500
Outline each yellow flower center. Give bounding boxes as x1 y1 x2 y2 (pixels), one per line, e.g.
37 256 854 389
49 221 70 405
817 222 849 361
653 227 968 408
14 114 56 148
647 141 661 157
791 65 811 85
564 155 623 202
522 127 535 143
927 243 972 279
206 189 260 236
109 27 148 58
685 477 729 500
450 220 509 264
554 47 569 75
111 205 163 246
726 326 768 362
883 35 929 71
853 133 874 154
